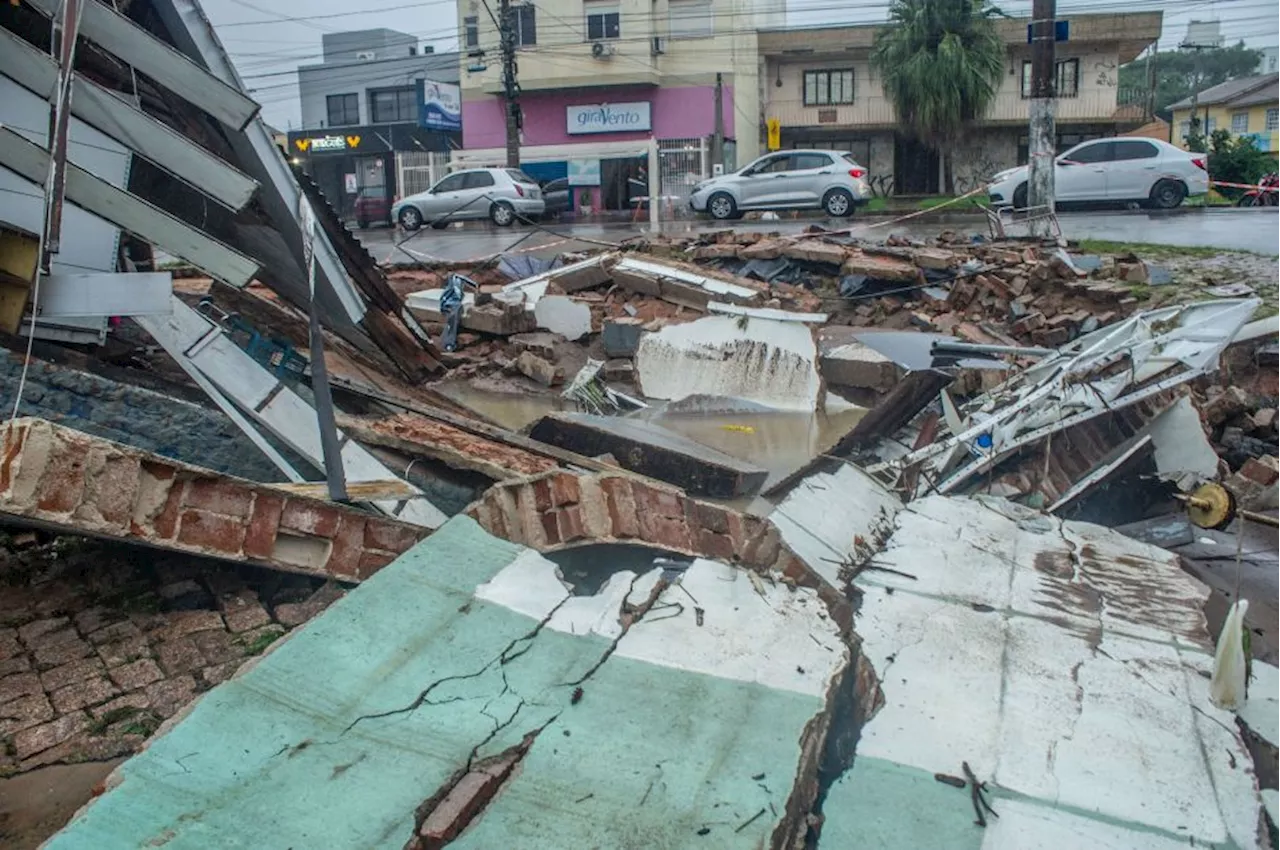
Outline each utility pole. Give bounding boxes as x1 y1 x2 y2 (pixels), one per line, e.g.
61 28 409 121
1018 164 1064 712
1181 41 1210 150
498 0 521 167
1027 0 1056 238
712 73 724 173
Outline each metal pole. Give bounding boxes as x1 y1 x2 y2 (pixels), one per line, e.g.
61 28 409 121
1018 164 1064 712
299 198 348 502
648 138 660 228
499 0 520 168
712 72 725 171
1027 0 1056 238
931 341 1054 358
42 0 83 265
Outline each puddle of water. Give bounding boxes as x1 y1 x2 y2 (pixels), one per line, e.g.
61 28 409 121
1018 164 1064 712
638 403 866 508
436 381 865 514
435 382 565 431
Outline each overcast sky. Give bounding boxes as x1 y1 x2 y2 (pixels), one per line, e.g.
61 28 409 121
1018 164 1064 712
200 0 1279 129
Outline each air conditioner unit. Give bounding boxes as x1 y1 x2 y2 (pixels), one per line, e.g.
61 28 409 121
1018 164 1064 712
355 50 376 60
591 41 616 59
651 37 665 55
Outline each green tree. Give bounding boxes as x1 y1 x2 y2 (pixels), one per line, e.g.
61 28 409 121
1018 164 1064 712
1204 129 1273 198
871 0 1006 193
1118 43 1263 119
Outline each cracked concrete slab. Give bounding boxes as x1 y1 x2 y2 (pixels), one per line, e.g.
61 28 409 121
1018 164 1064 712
818 494 1266 850
45 516 852 849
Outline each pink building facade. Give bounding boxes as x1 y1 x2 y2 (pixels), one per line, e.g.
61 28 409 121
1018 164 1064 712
460 85 735 211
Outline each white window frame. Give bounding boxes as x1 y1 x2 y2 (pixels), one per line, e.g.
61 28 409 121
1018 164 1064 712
1267 108 1279 131
668 0 713 39
585 0 620 40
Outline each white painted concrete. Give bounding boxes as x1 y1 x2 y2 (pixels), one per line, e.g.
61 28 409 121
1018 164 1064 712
473 549 571 621
854 495 1262 847
613 558 846 699
770 463 902 587
1238 660 1279 747
636 315 823 411
1142 395 1220 487
707 302 829 324
533 295 591 341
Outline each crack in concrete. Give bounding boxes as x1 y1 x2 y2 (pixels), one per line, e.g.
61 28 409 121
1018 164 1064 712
344 593 575 734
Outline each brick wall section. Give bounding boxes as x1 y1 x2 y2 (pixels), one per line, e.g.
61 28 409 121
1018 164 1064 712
464 471 853 632
0 419 427 582
0 538 347 774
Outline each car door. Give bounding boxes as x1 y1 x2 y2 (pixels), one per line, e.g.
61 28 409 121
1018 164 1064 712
788 152 838 207
1055 141 1112 202
421 172 467 219
1106 139 1162 201
733 153 792 208
459 171 497 219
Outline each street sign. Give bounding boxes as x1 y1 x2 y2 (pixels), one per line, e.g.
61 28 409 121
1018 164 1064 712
1027 20 1069 43
766 118 781 151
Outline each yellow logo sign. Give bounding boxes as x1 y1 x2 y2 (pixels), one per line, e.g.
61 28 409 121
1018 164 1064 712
766 118 781 152
346 135 361 148
294 138 310 152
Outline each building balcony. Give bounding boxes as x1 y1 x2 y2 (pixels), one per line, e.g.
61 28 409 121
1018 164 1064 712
765 88 1143 131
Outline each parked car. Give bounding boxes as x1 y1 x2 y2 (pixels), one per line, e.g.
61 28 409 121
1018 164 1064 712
541 177 571 217
987 138 1209 210
393 168 545 230
353 189 390 229
688 150 872 220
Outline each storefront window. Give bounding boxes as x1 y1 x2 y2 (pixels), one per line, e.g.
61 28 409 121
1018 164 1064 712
369 87 417 124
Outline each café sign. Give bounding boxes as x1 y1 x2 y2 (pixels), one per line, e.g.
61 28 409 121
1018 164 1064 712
566 102 651 135
294 134 361 153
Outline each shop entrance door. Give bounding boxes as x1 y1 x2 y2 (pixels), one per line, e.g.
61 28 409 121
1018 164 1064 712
353 156 391 227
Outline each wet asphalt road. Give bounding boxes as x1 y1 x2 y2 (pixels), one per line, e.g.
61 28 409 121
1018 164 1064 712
356 206 1280 263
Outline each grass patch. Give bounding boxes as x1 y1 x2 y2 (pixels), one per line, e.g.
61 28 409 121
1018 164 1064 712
864 197 888 213
238 628 284 656
1074 239 1234 260
915 195 990 210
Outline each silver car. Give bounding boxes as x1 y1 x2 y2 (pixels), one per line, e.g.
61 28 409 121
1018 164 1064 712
689 150 872 220
394 167 545 230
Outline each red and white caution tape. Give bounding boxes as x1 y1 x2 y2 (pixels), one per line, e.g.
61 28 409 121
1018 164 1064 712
1209 180 1279 192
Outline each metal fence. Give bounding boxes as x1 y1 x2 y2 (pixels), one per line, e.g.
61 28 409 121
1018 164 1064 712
395 151 449 199
658 137 708 218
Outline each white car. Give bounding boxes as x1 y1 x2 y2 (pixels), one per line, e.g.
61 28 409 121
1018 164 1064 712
689 150 872 220
394 167 545 230
987 138 1209 210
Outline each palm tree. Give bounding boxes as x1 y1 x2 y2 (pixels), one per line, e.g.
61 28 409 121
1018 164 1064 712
871 0 1006 194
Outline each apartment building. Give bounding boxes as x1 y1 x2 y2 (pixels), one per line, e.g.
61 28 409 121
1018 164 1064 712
454 0 781 211
759 13 1161 195
291 30 462 222
1169 73 1278 159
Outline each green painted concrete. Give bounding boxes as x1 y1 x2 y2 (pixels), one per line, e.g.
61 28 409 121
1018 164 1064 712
820 757 985 850
47 518 834 850
453 653 825 849
46 519 613 850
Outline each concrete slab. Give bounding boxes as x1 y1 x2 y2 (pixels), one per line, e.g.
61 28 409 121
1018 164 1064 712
818 494 1264 850
47 517 849 850
636 314 823 412
533 295 591 341
527 412 769 498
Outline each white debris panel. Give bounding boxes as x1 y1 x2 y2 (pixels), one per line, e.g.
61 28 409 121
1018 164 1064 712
881 299 1259 496
635 314 824 411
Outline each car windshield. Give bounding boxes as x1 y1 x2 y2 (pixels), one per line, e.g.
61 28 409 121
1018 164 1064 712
505 169 539 185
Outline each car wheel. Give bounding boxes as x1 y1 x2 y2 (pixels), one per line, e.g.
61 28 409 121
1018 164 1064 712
822 189 854 218
398 206 422 231
707 192 737 220
1013 183 1028 209
490 201 517 226
1149 180 1186 210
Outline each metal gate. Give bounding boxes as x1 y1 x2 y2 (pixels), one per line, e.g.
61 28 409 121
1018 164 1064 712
395 151 449 200
658 137 708 218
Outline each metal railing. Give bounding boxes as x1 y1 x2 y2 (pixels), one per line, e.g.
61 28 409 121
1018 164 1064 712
764 88 1138 128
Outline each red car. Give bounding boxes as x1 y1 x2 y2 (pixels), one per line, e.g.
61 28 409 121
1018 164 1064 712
354 189 391 228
